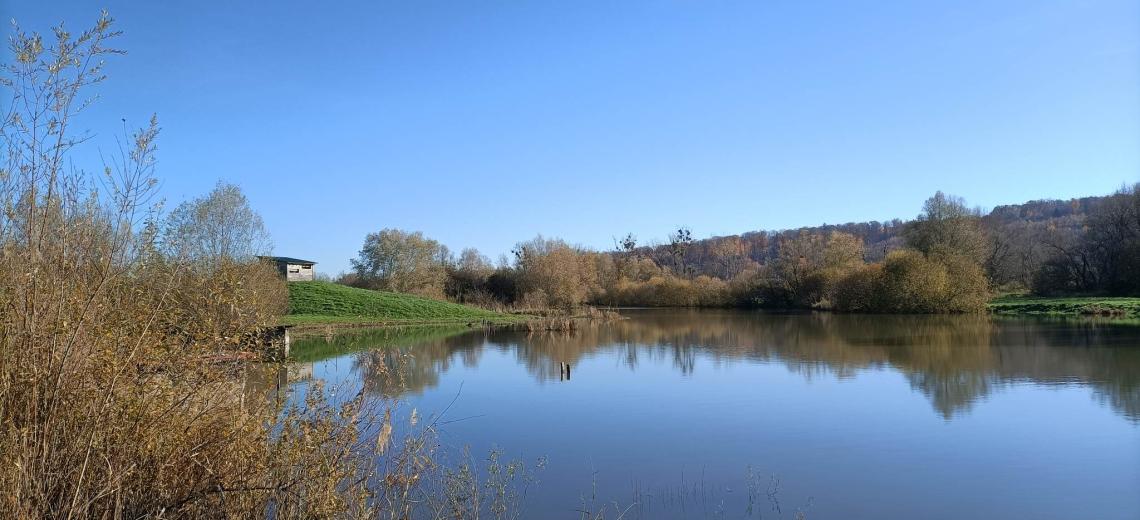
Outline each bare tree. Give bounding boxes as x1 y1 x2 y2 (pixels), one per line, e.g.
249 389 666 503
1035 184 1140 295
617 233 637 255
667 226 693 277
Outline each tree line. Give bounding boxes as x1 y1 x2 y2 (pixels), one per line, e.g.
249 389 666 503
343 186 1140 313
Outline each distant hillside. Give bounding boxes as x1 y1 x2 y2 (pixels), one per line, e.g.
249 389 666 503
284 281 515 326
986 195 1108 224
627 193 1110 280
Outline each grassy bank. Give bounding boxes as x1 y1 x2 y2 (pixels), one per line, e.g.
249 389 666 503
988 294 1140 318
283 281 523 328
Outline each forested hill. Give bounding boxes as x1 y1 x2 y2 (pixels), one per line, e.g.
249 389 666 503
986 195 1109 223
628 193 1112 282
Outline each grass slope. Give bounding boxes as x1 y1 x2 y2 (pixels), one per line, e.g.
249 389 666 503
988 294 1140 318
284 281 516 326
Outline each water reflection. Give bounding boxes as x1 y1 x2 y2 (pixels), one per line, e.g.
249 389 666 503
290 310 1140 421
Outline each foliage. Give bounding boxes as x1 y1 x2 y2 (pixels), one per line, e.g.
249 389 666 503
512 236 599 309
904 191 989 264
477 189 1137 303
0 14 362 516
444 247 496 304
831 263 884 312
162 180 272 263
351 228 450 297
335 190 1138 315
155 257 288 342
602 274 731 307
766 231 865 308
833 250 989 313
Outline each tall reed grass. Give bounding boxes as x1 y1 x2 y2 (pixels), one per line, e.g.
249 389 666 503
0 13 538 518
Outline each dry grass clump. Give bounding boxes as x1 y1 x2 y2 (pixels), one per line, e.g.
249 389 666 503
501 304 625 331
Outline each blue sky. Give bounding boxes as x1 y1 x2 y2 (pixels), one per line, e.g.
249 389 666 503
4 1 1138 274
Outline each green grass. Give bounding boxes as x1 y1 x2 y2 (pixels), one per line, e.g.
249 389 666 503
283 281 522 327
988 294 1140 318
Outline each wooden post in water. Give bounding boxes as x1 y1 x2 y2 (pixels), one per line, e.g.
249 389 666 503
281 327 291 359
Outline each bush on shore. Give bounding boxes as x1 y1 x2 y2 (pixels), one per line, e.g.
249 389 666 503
833 250 989 313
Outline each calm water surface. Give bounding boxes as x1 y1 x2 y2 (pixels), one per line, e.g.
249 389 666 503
284 310 1140 519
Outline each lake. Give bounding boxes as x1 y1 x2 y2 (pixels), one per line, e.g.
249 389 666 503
282 310 1140 519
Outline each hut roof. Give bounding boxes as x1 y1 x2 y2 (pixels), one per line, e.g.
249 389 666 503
259 256 317 265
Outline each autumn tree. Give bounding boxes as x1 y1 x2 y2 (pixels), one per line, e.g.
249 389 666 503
611 232 655 282
904 191 989 263
709 236 749 279
163 181 272 263
768 231 865 307
834 249 988 313
445 247 495 303
771 231 826 303
457 247 492 273
351 228 449 296
513 236 598 309
160 182 286 336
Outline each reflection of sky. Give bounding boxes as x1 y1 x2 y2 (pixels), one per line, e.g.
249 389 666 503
287 315 1140 520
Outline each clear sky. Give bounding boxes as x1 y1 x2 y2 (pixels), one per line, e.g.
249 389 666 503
4 1 1138 274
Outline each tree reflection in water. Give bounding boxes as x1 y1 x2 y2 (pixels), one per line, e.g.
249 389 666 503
289 311 1140 421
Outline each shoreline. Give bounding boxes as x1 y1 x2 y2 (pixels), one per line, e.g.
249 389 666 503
283 295 1140 334
283 315 530 334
